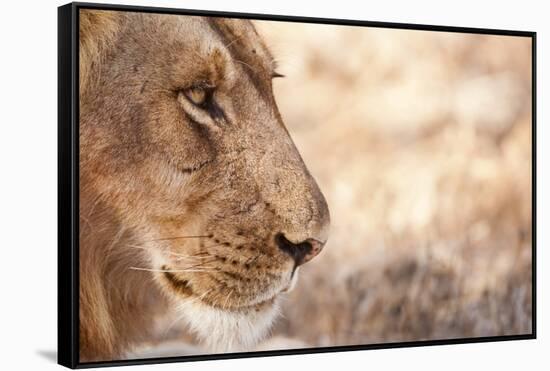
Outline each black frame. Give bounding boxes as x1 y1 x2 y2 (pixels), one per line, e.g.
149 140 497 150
58 2 537 369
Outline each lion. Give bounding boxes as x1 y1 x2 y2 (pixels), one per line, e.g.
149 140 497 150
79 9 330 362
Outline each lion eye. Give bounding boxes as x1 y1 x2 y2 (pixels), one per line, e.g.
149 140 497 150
184 87 208 106
180 83 226 123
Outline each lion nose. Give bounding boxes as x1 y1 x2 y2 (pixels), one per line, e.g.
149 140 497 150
275 233 325 267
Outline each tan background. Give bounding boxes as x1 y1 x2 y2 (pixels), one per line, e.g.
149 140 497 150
253 21 532 347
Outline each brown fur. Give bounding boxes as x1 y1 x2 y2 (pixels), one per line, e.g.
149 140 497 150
79 10 330 361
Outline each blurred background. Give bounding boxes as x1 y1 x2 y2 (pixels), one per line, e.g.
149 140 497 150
254 20 533 347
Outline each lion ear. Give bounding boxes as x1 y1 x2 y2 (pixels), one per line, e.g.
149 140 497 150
79 10 121 92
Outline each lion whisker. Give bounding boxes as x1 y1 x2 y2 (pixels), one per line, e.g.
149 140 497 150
173 256 208 263
128 267 215 273
145 235 212 242
234 59 256 73
168 251 209 260
197 289 213 301
161 311 188 339
224 36 243 49
202 243 229 250
183 259 219 270
223 289 234 311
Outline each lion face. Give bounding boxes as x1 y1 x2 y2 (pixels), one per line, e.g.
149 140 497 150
80 11 329 352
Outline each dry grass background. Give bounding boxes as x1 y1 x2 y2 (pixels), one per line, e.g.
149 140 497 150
132 21 533 357
254 21 533 347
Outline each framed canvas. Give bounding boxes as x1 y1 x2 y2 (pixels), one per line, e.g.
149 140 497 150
58 2 536 368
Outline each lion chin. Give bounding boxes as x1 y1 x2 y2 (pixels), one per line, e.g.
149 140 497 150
175 297 281 353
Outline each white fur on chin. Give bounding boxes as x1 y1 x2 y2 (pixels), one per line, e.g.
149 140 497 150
176 298 281 353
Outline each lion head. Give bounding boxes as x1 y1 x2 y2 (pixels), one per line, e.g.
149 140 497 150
79 10 330 360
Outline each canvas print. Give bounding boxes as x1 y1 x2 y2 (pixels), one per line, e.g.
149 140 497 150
77 8 533 363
